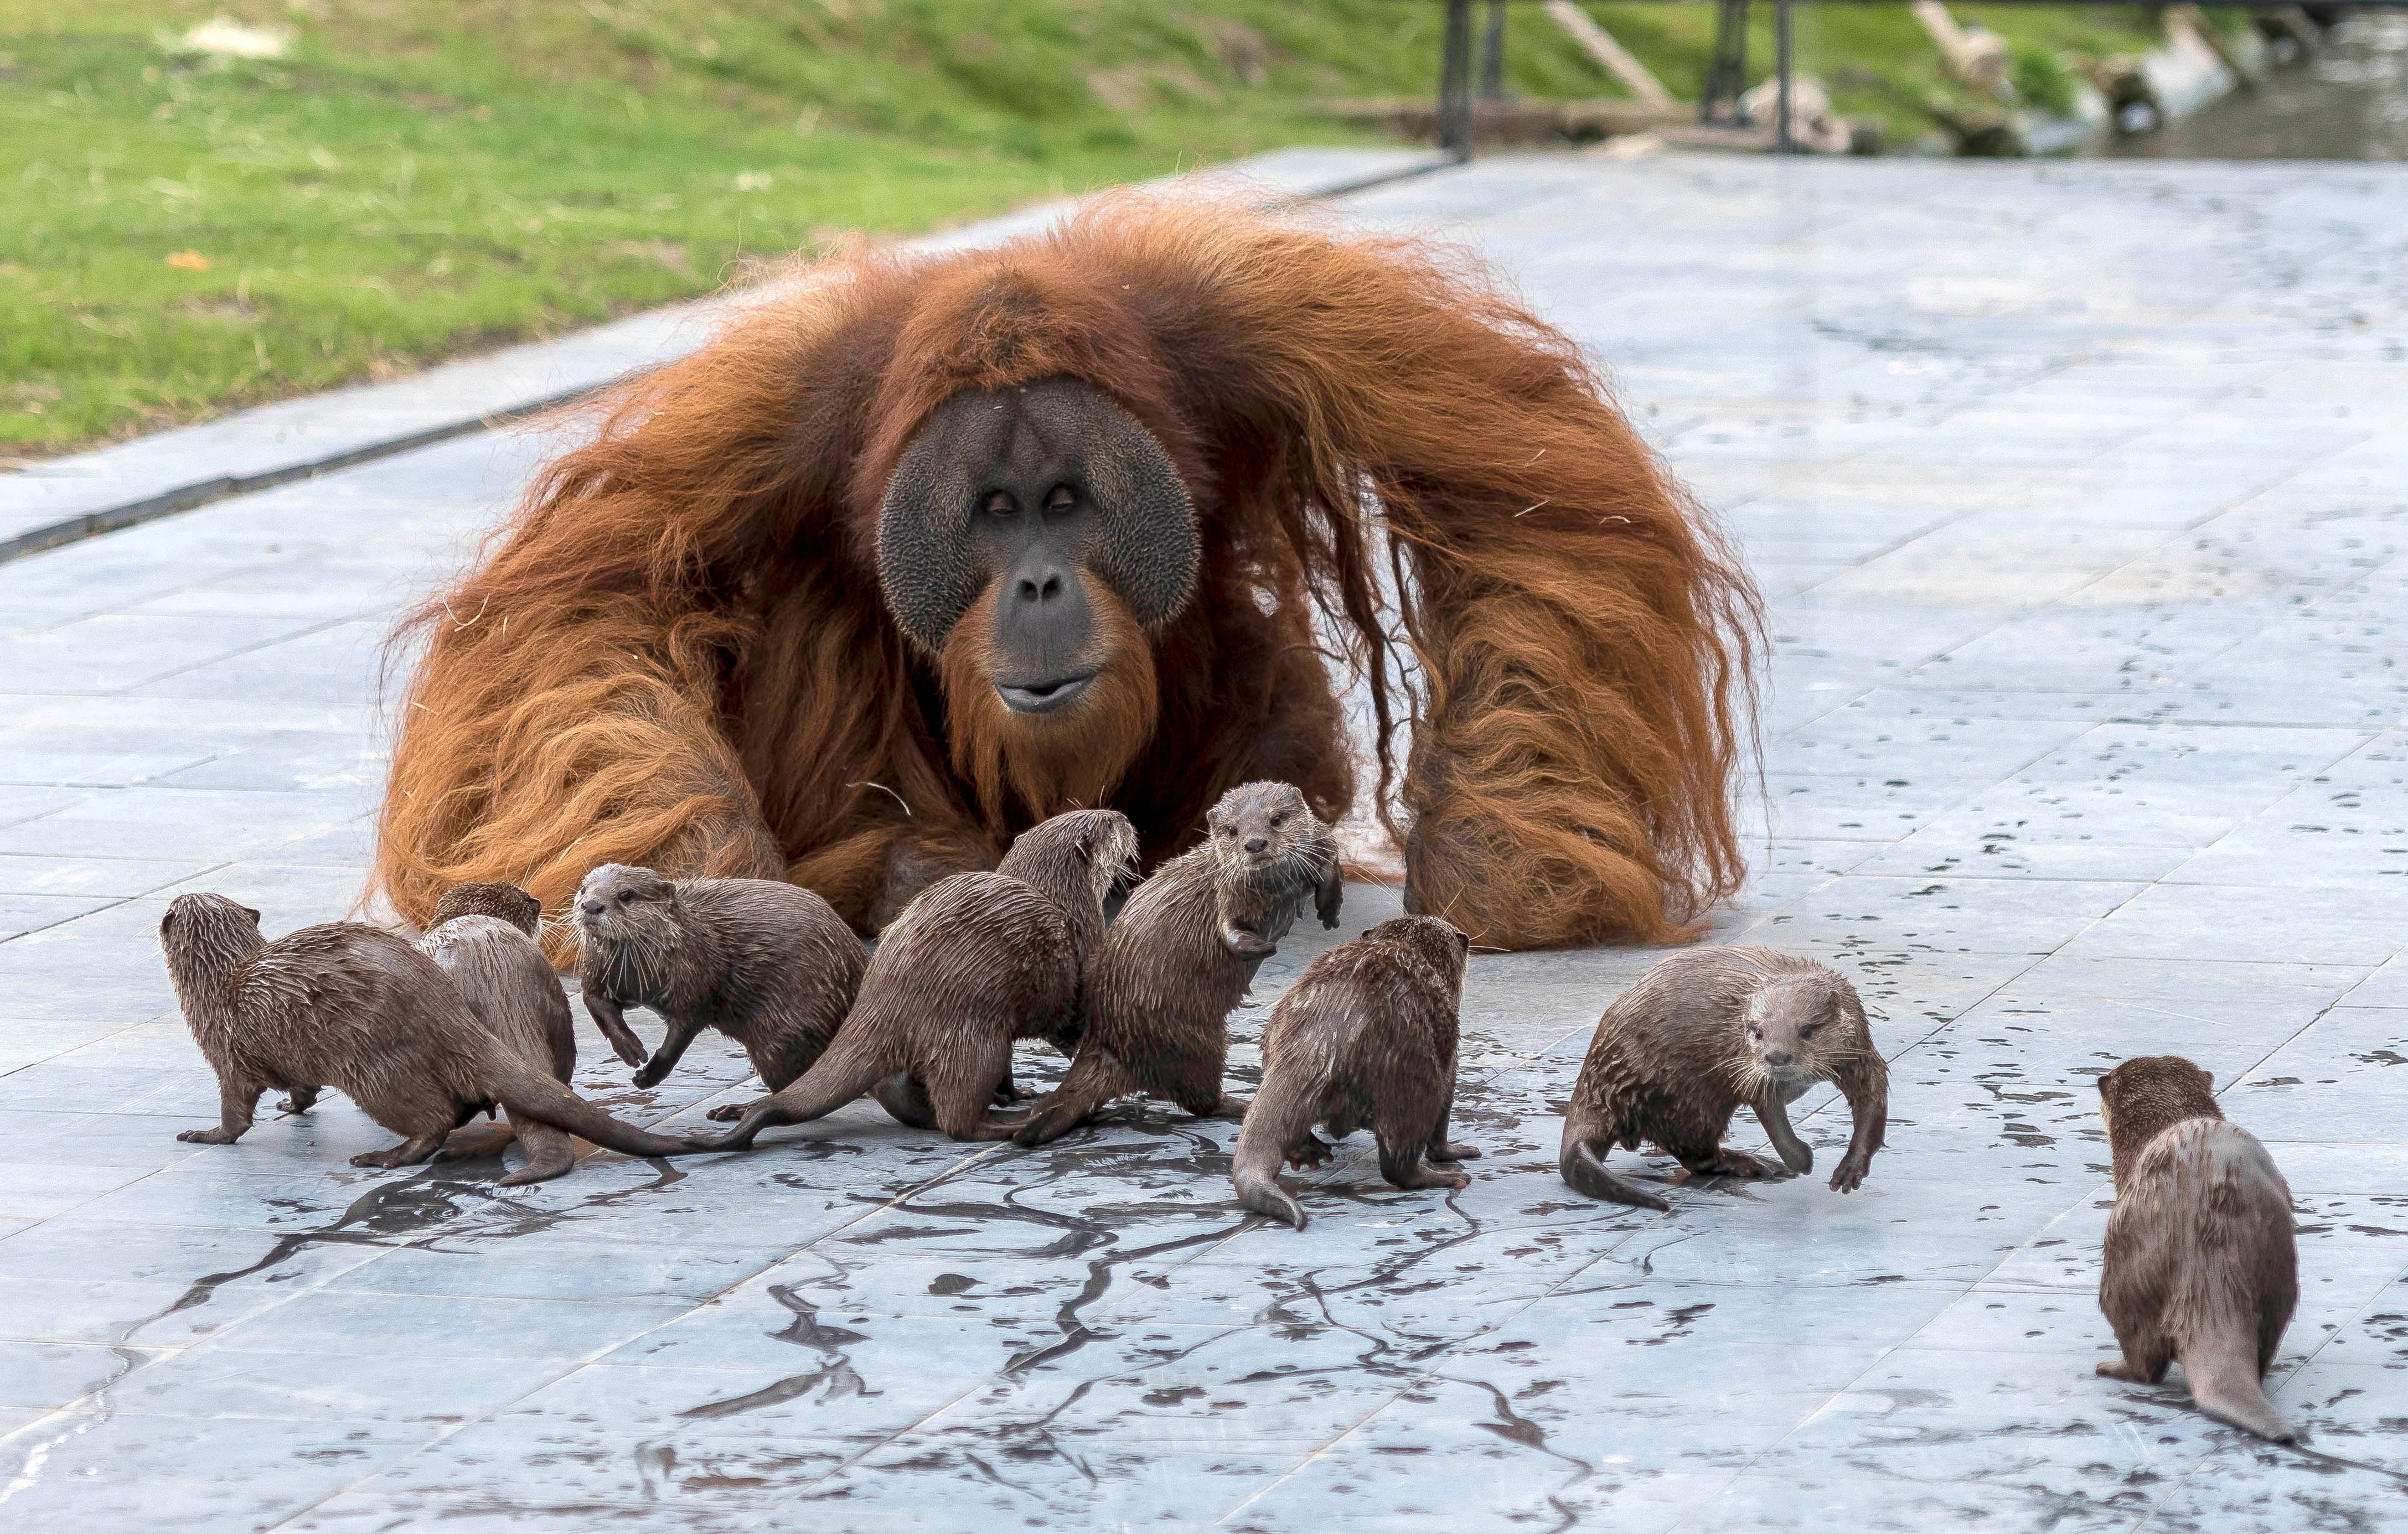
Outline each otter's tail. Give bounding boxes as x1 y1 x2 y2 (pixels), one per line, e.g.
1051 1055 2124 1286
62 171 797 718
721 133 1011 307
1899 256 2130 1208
2182 1333 2297 1443
1229 1071 1320 1230
1560 1131 1673 1214
484 1055 696 1162
683 1034 888 1152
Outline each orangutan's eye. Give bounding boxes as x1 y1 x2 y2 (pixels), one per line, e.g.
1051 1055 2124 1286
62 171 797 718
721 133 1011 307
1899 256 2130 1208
1045 485 1076 512
983 491 1017 517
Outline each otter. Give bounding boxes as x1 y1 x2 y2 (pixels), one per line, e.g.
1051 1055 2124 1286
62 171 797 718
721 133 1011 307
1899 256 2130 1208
2095 1054 2299 1442
1559 947 1887 1214
1229 915 1477 1230
572 866 866 1121
414 882 583 1185
1205 781 1342 962
685 810 1138 1149
1012 782 1341 1146
161 893 694 1170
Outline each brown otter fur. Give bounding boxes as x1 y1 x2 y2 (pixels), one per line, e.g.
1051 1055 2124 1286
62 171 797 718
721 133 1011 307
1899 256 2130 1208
1012 782 1341 1146
1206 781 1342 961
161 893 694 1171
416 881 583 1185
1559 947 1887 1214
573 866 866 1121
430 880 545 934
2095 1055 2299 1442
686 810 1137 1149
1229 915 1476 1230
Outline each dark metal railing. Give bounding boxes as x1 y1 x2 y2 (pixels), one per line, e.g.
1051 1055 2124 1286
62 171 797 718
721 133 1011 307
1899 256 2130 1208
1415 0 2394 160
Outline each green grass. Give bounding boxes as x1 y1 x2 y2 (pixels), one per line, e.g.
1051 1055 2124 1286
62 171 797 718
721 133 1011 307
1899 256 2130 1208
3 2 2169 457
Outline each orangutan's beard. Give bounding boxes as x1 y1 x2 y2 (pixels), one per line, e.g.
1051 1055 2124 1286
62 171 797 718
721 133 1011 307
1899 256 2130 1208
938 575 1160 827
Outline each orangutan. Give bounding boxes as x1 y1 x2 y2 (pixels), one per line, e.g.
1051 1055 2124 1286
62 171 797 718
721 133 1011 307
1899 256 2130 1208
373 195 1758 953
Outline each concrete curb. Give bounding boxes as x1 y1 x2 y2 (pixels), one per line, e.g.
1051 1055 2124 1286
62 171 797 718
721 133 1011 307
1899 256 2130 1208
0 146 1453 565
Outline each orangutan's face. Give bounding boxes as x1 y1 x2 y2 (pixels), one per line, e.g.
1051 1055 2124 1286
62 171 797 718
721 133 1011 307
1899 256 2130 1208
876 378 1195 816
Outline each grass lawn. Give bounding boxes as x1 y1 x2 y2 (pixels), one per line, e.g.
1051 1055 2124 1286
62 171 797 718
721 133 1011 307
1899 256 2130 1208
4 2 2172 459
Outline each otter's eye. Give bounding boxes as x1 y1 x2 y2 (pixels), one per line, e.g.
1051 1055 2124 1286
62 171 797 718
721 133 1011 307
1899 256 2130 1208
1748 1026 1761 1040
1221 827 1235 839
1269 813 1286 828
617 890 635 905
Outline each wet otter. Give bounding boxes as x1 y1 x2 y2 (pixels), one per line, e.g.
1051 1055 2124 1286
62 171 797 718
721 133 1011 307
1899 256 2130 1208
685 810 1137 1149
416 882 583 1185
2095 1054 2299 1442
161 893 694 1170
1559 947 1887 1213
1012 782 1341 1146
573 866 866 1121
1229 915 1476 1230
1205 781 1342 962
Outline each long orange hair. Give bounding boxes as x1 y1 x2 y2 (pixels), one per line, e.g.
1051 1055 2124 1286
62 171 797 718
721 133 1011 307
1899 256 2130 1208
375 194 1759 951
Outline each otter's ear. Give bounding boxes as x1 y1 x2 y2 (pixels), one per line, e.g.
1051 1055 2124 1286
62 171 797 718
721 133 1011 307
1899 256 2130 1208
242 906 261 925
2198 1069 2213 1089
1455 927 1471 955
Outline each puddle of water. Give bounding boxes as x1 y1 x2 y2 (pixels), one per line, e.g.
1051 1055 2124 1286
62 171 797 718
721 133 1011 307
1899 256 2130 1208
2100 14 2408 160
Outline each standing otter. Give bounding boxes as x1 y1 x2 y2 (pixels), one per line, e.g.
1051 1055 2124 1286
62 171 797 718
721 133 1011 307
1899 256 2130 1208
2095 1055 2299 1442
573 866 866 1121
686 810 1137 1149
1559 947 1887 1214
161 893 695 1170
1229 915 1476 1230
1205 781 1342 962
1012 782 1341 1146
416 882 583 1186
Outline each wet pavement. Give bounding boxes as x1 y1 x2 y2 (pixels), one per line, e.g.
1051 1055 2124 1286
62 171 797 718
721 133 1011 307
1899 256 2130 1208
0 154 2404 1531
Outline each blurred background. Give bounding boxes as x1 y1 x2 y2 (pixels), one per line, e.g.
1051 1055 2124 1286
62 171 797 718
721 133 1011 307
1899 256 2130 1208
5 1 2402 462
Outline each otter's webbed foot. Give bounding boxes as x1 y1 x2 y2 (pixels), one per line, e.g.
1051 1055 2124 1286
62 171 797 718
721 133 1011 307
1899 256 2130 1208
177 1126 244 1146
278 1085 322 1115
1690 1147 1781 1180
1430 1139 1481 1164
1284 1134 1335 1170
350 1133 445 1169
705 1098 766 1123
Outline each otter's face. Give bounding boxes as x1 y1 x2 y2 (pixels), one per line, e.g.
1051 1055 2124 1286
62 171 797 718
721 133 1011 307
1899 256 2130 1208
1208 784 1308 873
1744 980 1851 1091
573 864 680 949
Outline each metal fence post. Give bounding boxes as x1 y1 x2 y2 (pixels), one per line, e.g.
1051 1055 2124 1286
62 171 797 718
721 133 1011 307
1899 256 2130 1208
1701 0 1751 125
1439 0 1476 159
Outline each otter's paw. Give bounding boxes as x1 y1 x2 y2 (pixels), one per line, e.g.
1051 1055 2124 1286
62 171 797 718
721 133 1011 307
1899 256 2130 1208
1830 1152 1873 1194
1221 929 1277 960
1284 1136 1335 1170
177 1127 241 1145
1704 1148 1780 1180
2095 1360 2149 1382
1433 1140 1481 1163
705 1102 751 1123
631 1058 672 1090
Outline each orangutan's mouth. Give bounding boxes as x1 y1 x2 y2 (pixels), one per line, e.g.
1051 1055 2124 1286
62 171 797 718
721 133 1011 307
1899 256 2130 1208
996 670 1097 715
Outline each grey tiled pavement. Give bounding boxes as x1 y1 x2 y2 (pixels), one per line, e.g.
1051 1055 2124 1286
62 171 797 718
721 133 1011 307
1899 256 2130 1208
2 153 2406 1531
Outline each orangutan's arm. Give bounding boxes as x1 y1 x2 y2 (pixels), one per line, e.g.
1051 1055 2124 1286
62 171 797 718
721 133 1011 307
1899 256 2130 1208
375 598 783 955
